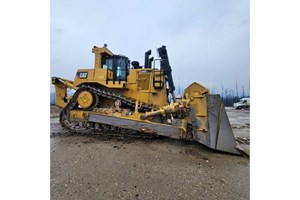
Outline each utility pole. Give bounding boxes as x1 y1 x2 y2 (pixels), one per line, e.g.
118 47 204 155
221 84 224 100
225 89 228 106
242 85 245 98
235 80 239 99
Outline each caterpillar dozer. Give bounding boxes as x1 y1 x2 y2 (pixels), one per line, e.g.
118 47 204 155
52 45 242 155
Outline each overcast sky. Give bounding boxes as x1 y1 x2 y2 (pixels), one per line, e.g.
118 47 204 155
51 0 249 96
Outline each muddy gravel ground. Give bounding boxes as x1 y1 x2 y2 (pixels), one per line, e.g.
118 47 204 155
50 106 250 200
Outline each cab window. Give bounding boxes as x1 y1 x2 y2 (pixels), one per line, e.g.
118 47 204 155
116 59 127 80
102 57 113 70
101 55 129 81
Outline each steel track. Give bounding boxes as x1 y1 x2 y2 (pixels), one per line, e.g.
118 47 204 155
59 85 158 139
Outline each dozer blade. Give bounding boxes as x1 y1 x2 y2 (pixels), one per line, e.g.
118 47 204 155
192 95 241 155
183 82 241 155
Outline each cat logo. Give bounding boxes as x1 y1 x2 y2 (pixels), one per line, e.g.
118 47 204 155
77 72 88 79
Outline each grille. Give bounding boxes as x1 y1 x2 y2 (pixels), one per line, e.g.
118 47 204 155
137 73 150 90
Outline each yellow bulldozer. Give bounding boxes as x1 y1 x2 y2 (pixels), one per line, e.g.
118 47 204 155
52 45 242 155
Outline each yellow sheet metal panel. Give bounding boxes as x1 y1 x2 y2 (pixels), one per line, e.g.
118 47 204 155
93 68 111 81
52 77 78 108
74 69 95 86
184 82 210 132
184 82 210 117
92 46 113 69
192 96 207 117
53 85 67 108
137 73 151 90
74 68 125 88
70 110 89 121
184 82 210 96
197 116 208 132
104 81 127 88
127 69 137 84
122 68 168 107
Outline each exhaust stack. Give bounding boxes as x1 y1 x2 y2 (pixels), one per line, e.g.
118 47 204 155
157 46 176 102
144 50 151 68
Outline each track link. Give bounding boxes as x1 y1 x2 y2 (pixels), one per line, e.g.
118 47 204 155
59 85 158 139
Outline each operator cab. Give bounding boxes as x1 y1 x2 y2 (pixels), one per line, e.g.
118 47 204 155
101 55 130 81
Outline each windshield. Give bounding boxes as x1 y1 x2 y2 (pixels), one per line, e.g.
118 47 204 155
102 56 129 81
